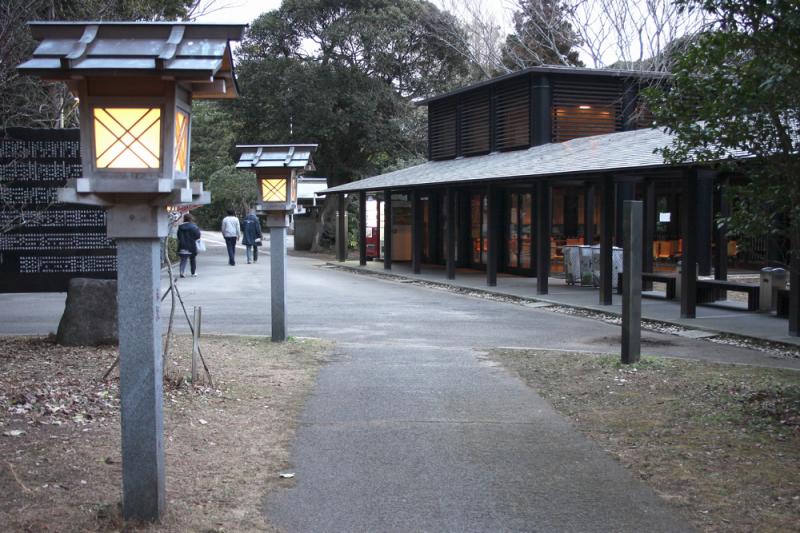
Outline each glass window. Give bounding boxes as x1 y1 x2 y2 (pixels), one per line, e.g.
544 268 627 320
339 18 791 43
520 193 532 269
508 193 519 268
471 194 482 264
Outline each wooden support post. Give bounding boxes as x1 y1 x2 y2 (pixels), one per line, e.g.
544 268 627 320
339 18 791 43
713 179 728 280
383 189 392 270
486 185 498 287
697 174 714 275
412 190 423 274
358 191 367 266
790 240 800 336
681 170 698 318
446 187 456 279
583 182 595 245
429 191 441 264
532 75 552 146
643 179 656 289
622 201 642 364
191 306 201 384
615 181 634 247
600 175 615 305
536 180 551 294
336 193 346 262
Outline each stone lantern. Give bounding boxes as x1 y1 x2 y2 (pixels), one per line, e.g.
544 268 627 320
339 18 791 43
236 144 317 341
18 21 245 521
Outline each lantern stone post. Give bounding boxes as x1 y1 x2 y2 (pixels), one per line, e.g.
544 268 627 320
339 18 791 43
236 145 318 342
18 21 244 522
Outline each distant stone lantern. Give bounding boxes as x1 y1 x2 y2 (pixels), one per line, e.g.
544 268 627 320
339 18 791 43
18 21 245 522
236 144 317 341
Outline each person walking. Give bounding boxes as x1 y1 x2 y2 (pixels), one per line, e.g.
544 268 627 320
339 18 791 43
221 209 241 266
241 209 263 264
176 213 201 278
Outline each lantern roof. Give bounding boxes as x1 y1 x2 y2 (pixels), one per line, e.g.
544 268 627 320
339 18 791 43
236 144 317 171
17 21 246 98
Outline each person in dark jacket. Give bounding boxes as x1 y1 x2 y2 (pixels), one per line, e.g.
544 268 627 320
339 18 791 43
241 210 263 264
176 213 201 277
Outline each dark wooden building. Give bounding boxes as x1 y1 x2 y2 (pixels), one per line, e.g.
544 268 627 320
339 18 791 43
324 66 794 333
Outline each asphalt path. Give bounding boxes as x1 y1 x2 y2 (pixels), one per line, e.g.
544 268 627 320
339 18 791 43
2 232 795 531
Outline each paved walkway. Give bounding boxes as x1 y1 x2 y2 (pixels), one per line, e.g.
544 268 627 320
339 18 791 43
332 259 799 346
3 239 799 530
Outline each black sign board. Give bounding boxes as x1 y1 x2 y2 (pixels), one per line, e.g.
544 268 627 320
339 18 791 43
0 128 116 292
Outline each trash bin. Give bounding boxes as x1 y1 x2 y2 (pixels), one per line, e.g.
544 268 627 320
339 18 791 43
590 245 623 288
760 267 787 311
563 245 594 286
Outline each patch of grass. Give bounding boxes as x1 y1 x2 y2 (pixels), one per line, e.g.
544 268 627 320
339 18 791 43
0 335 330 532
595 354 669 370
490 348 800 533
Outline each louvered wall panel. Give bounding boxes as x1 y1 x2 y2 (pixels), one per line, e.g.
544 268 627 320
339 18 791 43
552 77 624 142
494 78 530 151
460 90 490 156
428 100 457 160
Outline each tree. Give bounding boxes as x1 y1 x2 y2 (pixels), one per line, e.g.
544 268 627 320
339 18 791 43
646 0 800 328
501 0 583 69
0 0 204 130
229 0 468 249
433 0 707 77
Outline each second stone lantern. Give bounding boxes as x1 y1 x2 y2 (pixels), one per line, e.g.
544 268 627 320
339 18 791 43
236 144 317 341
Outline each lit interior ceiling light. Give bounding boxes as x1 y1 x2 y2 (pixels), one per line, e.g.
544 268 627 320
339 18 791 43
578 105 592 110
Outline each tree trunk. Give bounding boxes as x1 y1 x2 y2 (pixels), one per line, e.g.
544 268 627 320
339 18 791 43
310 196 337 253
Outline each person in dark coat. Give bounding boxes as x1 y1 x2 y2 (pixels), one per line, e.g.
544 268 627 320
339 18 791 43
241 210 263 264
176 213 201 277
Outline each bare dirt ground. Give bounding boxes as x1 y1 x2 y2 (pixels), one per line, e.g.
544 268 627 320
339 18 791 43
0 334 329 532
488 348 800 533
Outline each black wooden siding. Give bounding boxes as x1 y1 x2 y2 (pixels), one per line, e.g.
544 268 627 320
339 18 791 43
427 72 645 160
494 78 530 151
428 99 458 160
460 90 491 156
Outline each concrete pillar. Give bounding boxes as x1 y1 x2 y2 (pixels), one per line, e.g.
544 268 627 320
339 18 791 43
622 201 642 364
269 223 288 340
446 187 456 279
600 175 615 305
486 185 498 287
583 182 595 245
383 189 392 270
536 180 551 294
117 239 165 521
412 190 423 274
358 191 367 266
681 171 698 318
336 193 347 262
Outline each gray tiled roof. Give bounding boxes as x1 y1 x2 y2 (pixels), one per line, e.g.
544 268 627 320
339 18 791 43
236 144 317 171
324 128 745 194
18 22 245 98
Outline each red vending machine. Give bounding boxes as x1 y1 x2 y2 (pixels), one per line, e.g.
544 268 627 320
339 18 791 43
365 196 380 259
